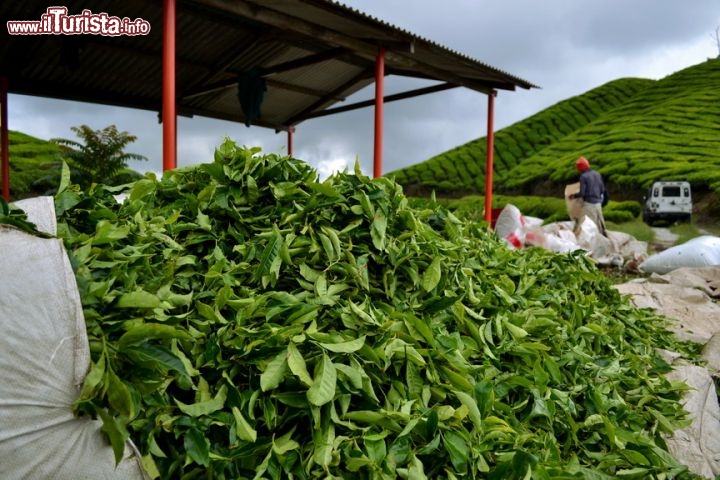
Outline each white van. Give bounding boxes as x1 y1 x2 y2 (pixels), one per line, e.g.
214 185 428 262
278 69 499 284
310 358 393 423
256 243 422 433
642 181 692 225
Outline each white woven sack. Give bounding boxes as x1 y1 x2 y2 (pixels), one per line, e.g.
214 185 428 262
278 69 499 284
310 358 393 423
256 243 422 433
640 235 720 275
0 223 146 479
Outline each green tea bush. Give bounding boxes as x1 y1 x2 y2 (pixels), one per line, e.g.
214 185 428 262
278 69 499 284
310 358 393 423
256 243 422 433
607 200 642 218
603 209 635 223
391 60 720 201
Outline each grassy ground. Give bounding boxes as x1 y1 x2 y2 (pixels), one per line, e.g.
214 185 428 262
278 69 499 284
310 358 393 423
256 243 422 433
669 221 720 244
606 218 654 242
599 215 718 247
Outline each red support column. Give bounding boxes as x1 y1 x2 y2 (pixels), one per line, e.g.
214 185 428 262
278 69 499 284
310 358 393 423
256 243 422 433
1 77 9 201
287 126 294 157
162 0 177 171
373 47 385 178
484 90 496 224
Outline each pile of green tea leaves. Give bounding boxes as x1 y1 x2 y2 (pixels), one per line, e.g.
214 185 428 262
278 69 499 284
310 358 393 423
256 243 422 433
48 140 701 479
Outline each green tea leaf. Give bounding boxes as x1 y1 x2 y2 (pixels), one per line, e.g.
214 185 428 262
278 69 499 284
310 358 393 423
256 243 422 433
176 385 227 417
421 257 442 292
287 342 313 386
78 352 106 401
118 323 191 348
232 406 257 442
272 429 300 455
58 161 72 193
317 335 366 353
254 229 282 283
260 350 289 392
365 434 387 463
371 210 387 251
313 422 335 467
116 290 161 309
504 320 529 340
107 367 135 419
407 455 427 480
307 353 337 406
121 343 189 377
93 220 130 245
184 428 210 466
455 391 482 431
97 407 129 465
443 431 468 473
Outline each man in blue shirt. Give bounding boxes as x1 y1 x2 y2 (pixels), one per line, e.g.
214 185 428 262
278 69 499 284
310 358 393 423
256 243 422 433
569 156 608 237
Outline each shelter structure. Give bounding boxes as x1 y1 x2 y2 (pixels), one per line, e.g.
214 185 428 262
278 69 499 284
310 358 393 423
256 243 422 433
0 0 536 220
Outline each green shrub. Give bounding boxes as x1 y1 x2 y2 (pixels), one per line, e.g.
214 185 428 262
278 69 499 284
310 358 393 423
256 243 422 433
606 200 642 218
603 209 635 223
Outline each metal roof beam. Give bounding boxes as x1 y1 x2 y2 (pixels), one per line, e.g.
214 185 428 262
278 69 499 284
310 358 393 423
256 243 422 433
263 47 348 75
179 104 281 130
305 82 459 120
266 78 346 102
388 68 519 91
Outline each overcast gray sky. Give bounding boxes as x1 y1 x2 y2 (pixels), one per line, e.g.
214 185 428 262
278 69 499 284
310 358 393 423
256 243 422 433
7 0 720 179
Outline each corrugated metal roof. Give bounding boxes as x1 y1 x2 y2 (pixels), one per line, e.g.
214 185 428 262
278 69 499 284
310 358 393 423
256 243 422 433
0 0 537 132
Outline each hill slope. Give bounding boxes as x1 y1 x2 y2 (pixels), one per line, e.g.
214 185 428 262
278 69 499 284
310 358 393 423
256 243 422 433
5 129 145 199
389 59 720 203
5 130 64 199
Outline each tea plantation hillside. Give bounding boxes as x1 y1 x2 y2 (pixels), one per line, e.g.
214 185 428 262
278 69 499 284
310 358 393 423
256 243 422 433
387 78 654 196
5 130 65 198
4 129 143 199
389 59 720 204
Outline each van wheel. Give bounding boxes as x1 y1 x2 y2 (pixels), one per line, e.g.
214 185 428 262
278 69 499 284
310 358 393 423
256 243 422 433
643 212 654 226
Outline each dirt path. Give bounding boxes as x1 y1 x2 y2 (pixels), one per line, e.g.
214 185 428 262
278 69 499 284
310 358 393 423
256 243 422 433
650 227 679 252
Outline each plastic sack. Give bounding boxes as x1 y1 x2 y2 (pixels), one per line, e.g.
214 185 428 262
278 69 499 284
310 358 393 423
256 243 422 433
543 229 582 253
493 204 527 248
564 183 582 221
639 235 720 275
0 218 146 478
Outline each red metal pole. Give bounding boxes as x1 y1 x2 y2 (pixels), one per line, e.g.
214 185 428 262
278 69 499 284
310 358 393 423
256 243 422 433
484 90 496 223
287 126 294 157
373 47 385 178
1 77 9 201
162 0 177 171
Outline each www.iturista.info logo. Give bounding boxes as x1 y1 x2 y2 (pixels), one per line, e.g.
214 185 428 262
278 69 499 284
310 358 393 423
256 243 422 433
7 7 151 36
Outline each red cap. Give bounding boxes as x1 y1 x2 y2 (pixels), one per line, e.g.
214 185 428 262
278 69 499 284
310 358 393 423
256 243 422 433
576 156 590 172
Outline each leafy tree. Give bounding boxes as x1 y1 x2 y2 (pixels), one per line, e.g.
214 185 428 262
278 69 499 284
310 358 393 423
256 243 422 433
52 125 147 188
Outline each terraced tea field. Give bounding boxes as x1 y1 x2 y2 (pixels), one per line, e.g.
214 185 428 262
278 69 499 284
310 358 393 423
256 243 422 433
390 59 720 206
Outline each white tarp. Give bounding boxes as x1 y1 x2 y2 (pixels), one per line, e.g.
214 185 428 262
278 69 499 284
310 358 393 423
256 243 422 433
615 267 720 345
664 365 720 479
617 267 720 478
493 203 648 268
0 222 146 479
